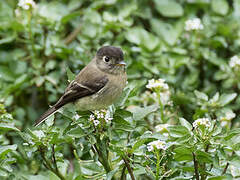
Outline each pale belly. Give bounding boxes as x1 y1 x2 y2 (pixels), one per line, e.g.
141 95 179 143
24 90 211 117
75 83 124 111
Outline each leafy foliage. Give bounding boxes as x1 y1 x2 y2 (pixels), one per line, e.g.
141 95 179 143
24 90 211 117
1 0 240 179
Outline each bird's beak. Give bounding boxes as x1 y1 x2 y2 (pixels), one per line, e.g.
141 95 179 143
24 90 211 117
116 61 126 66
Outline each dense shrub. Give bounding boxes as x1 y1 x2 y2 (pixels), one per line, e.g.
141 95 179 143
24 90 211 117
1 0 240 179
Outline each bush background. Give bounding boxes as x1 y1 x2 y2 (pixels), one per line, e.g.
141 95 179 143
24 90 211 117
1 0 240 179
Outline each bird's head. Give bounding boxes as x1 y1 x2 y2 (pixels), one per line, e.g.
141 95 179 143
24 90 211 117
96 46 126 74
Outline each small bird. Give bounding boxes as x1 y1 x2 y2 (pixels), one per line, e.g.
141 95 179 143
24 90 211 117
35 46 127 126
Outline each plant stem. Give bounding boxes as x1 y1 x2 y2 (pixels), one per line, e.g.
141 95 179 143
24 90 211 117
157 92 164 122
64 24 82 45
192 152 199 180
39 148 66 180
222 162 229 175
52 145 61 175
156 150 160 180
92 144 116 180
120 166 126 180
122 156 135 180
27 10 37 57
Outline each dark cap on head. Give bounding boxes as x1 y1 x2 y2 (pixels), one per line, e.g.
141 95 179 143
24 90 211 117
97 46 124 60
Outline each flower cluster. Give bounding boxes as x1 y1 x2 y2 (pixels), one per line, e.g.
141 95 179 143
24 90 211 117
147 140 167 152
146 78 171 106
219 111 236 127
185 18 204 31
89 110 113 127
156 124 169 136
193 118 211 128
146 79 169 91
229 55 240 68
18 0 36 10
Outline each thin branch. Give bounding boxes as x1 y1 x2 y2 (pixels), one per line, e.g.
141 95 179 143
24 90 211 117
91 144 116 180
52 145 59 172
64 25 82 45
222 151 234 175
39 147 66 180
122 156 135 180
120 166 126 180
192 152 199 180
222 162 229 175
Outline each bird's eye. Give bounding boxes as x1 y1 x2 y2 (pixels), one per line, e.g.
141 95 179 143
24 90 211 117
103 56 110 63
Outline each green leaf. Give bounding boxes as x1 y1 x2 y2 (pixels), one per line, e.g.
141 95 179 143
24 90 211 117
194 90 208 101
0 34 16 45
130 104 158 120
196 150 212 163
107 167 119 180
0 145 17 158
67 126 86 138
0 123 19 132
211 0 229 15
224 128 240 141
151 19 183 46
130 138 150 153
114 84 134 107
0 66 15 82
179 118 192 131
219 93 237 106
61 11 82 24
113 116 133 131
174 146 193 161
66 67 75 81
154 0 183 17
207 176 227 180
168 125 190 138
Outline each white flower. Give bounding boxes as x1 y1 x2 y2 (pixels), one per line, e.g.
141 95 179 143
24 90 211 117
33 130 45 138
229 55 240 68
89 114 95 121
221 111 236 121
90 110 112 124
185 18 204 31
18 0 36 10
146 79 169 91
104 111 113 123
193 118 211 128
93 120 100 126
147 145 154 152
219 111 236 127
15 9 21 17
147 140 167 152
73 114 80 120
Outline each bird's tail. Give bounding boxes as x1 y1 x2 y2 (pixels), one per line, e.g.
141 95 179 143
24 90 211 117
34 106 58 127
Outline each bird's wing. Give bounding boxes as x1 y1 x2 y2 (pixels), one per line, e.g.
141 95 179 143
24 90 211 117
54 75 108 108
34 72 108 126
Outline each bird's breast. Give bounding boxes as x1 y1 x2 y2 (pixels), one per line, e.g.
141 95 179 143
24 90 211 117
75 73 127 111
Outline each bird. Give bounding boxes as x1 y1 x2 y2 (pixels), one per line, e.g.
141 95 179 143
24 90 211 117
35 46 127 126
